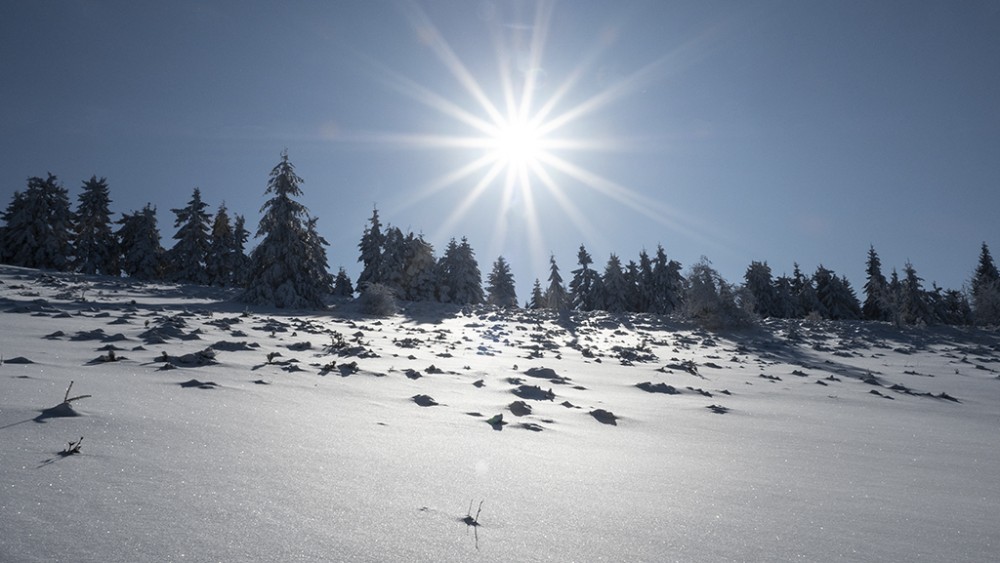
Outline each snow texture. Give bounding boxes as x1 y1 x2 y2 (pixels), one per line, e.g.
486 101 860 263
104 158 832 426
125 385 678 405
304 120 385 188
1 264 998 562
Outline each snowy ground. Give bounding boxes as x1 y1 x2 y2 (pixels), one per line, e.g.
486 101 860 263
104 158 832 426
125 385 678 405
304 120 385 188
1 265 998 562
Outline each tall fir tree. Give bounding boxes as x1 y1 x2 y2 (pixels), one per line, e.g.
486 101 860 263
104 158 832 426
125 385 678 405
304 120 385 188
378 226 407 296
650 245 683 314
569 244 602 311
231 214 251 287
0 191 27 264
744 261 778 318
402 233 437 301
73 176 119 275
528 279 545 309
601 254 628 313
545 254 568 310
437 237 484 305
862 245 891 321
116 204 164 280
485 255 518 307
241 151 331 309
2 174 74 270
206 202 238 287
168 187 212 284
971 242 1000 325
356 206 385 292
900 261 930 325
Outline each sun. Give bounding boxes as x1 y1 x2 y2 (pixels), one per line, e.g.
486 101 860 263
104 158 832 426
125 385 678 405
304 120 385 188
352 0 702 265
490 117 544 168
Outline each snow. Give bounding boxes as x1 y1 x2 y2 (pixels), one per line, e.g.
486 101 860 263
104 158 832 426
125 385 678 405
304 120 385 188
1 265 998 562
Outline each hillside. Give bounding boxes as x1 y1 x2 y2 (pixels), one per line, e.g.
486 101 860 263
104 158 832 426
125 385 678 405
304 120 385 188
1 265 998 562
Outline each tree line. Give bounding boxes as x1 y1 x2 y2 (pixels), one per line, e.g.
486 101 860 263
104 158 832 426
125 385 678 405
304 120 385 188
1 152 998 326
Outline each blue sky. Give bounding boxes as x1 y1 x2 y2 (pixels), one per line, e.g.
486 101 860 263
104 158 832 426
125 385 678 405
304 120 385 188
2 0 998 298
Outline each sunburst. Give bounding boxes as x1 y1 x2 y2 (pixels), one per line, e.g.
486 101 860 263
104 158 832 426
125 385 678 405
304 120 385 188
347 0 723 270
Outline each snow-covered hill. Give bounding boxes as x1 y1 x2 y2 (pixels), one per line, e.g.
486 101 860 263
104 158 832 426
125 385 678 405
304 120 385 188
1 265 997 562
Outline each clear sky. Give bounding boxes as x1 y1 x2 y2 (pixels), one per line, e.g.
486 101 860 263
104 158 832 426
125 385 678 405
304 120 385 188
2 0 998 299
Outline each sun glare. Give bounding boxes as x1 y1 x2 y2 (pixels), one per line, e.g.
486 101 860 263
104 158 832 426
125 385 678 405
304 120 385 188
491 117 543 167
355 0 713 266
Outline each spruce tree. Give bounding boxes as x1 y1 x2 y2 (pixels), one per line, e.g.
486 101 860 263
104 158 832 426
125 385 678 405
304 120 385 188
744 261 778 318
486 255 517 307
624 260 641 313
378 226 407 296
231 214 251 287
636 250 654 313
332 267 355 297
402 233 437 301
528 279 545 309
651 245 683 314
241 151 330 309
900 261 930 325
168 187 212 284
117 204 164 280
453 237 484 305
601 254 627 313
3 174 74 270
971 242 1000 325
862 245 891 321
569 244 601 311
356 207 384 292
545 254 568 310
0 191 27 264
206 203 237 286
74 176 119 275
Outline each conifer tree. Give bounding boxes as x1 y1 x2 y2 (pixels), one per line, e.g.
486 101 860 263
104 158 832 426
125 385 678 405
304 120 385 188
168 187 212 284
624 260 641 313
545 254 568 310
971 242 1000 325
486 256 518 307
862 245 891 321
900 261 930 325
241 151 330 309
569 244 601 311
402 233 437 301
453 237 484 305
651 245 683 314
378 226 407 296
206 203 238 286
231 214 250 287
332 267 355 297
528 279 545 309
117 204 164 280
0 191 26 264
73 176 119 275
636 250 654 313
601 254 627 313
744 261 778 318
2 174 74 270
356 207 384 292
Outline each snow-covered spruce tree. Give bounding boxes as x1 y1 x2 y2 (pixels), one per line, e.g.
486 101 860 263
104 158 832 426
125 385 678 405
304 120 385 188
936 287 972 325
651 244 683 314
971 242 1000 325
167 187 212 284
452 237 484 305
569 244 602 311
773 274 796 318
402 233 437 302
545 254 568 310
378 226 407 296
241 152 331 309
793 263 821 319
682 257 751 329
899 261 931 325
2 174 74 270
356 206 385 293
486 256 517 308
624 260 641 313
116 204 164 280
528 279 545 309
0 191 27 264
814 266 861 320
206 203 237 286
332 267 355 297
231 214 251 287
862 245 891 321
635 250 654 313
601 254 628 313
73 176 119 275
743 261 779 318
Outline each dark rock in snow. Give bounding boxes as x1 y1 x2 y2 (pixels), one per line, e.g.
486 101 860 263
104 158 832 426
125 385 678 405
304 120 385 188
411 394 438 407
179 379 218 389
636 381 680 395
512 384 555 401
508 400 532 416
589 409 618 425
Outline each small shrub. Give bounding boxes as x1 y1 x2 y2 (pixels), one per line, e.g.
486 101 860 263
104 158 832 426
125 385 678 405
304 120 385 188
360 283 398 317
